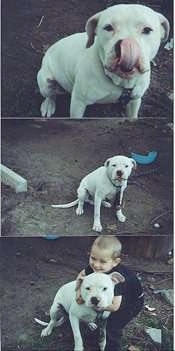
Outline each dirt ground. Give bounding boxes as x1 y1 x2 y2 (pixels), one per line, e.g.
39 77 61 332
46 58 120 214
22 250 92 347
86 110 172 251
2 0 173 118
0 237 173 351
1 119 173 237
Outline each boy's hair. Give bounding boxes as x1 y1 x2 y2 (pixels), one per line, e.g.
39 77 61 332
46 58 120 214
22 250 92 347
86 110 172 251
92 236 122 259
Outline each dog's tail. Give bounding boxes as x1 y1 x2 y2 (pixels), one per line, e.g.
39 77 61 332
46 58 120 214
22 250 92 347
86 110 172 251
34 316 66 327
51 199 79 208
34 318 48 326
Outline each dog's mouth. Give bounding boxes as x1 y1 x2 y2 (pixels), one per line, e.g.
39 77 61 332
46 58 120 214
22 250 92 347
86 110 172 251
113 176 127 182
90 302 104 310
88 296 105 309
106 65 138 79
105 38 148 78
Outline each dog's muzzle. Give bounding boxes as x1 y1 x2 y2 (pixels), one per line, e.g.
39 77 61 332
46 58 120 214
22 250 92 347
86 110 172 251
116 170 123 178
91 296 101 306
105 38 147 78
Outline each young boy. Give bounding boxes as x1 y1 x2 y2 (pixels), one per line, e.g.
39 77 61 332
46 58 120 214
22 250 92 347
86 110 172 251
75 236 144 351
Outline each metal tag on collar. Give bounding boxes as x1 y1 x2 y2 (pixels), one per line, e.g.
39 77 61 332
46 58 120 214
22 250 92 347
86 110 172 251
119 88 132 106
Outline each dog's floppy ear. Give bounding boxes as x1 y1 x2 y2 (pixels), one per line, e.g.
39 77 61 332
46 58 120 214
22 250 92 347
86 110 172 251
85 11 103 48
157 13 170 42
110 272 125 284
104 158 111 168
130 158 137 170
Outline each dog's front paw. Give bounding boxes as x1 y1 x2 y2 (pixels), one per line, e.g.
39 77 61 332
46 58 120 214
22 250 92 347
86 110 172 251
76 207 84 216
74 344 84 351
41 97 56 117
41 327 52 338
117 212 126 222
93 223 103 232
102 200 112 208
88 322 98 331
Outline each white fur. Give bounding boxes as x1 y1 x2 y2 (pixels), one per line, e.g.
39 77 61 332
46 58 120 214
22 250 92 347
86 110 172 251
37 4 169 118
52 155 136 232
35 272 124 351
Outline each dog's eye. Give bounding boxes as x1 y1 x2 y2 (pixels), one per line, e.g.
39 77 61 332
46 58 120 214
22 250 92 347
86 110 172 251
125 165 129 168
112 164 116 167
85 287 90 291
104 24 113 32
103 287 108 291
142 27 153 35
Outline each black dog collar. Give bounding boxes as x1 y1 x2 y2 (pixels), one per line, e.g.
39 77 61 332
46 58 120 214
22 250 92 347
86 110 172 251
111 182 122 189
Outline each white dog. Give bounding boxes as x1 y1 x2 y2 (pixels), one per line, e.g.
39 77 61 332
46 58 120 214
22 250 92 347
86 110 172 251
37 4 169 118
51 155 136 232
34 272 125 351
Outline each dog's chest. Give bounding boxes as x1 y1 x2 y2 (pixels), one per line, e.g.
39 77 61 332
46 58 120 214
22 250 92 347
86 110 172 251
105 185 121 201
73 305 97 323
80 312 97 323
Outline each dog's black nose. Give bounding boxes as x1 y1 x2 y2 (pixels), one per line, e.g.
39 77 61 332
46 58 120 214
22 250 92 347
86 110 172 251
117 170 123 177
115 40 122 57
91 297 100 306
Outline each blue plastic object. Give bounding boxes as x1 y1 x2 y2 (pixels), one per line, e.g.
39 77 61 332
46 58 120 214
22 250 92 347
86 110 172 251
44 234 61 240
131 151 158 165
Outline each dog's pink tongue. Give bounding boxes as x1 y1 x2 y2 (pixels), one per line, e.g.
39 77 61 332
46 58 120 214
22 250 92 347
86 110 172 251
114 38 141 72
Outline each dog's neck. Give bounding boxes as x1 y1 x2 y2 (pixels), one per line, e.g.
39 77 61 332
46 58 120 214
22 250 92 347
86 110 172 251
107 173 125 189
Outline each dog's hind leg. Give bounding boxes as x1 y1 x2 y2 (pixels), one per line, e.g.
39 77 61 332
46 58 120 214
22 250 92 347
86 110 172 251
37 68 65 117
102 200 112 208
41 303 61 337
85 199 111 208
40 96 56 118
76 187 87 216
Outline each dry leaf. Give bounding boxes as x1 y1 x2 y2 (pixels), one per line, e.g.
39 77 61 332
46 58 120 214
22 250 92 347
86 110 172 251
145 304 156 312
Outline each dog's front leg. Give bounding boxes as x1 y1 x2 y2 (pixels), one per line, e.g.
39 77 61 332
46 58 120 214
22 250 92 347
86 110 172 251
70 90 86 119
125 97 141 119
93 193 102 232
116 188 126 222
69 312 84 351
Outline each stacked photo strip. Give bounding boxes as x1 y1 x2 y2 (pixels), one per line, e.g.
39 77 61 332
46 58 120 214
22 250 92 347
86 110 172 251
1 1 173 351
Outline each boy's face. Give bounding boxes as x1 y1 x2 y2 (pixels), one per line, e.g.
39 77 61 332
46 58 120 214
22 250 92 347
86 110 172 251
89 244 119 273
